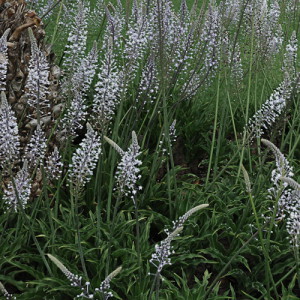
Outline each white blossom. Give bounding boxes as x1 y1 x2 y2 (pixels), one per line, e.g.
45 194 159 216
221 0 241 24
68 123 101 188
47 254 94 299
0 91 20 169
95 266 122 299
47 254 82 286
262 139 300 248
150 204 208 274
48 254 120 299
90 0 105 35
26 28 50 117
115 131 142 198
135 55 159 110
61 91 87 136
63 41 98 96
171 204 209 231
200 3 221 79
179 0 189 23
4 160 31 212
25 125 47 169
282 31 298 82
123 6 149 81
92 44 121 131
26 0 55 19
103 2 125 50
247 78 292 139
285 0 298 14
169 119 177 144
150 0 192 78
45 146 63 181
150 227 183 273
73 42 98 94
258 0 282 58
262 139 293 203
0 29 10 91
230 42 243 82
63 0 89 74
242 0 283 59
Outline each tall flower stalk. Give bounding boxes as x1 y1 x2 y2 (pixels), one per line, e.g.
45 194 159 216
60 90 88 138
47 254 94 299
149 204 209 299
68 123 102 190
91 41 122 132
104 131 142 202
25 125 47 169
246 31 298 140
104 131 143 276
0 91 20 171
68 123 102 278
48 254 121 299
26 28 50 123
3 160 31 212
0 29 10 92
262 139 299 248
62 0 89 75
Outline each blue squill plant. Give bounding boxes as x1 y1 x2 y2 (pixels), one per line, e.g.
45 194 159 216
0 91 20 171
0 29 10 92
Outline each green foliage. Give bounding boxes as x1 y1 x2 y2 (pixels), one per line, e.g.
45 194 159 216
1 0 300 299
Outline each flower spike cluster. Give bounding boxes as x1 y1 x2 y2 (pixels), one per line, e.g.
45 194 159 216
0 29 10 91
106 131 142 198
68 123 102 189
262 139 294 187
0 280 15 300
246 31 297 140
150 204 208 275
45 146 63 181
63 0 89 74
4 160 31 212
282 31 298 82
26 28 50 118
47 254 94 299
61 91 88 137
171 204 209 231
47 254 82 287
123 2 151 83
25 125 47 169
105 131 142 199
71 41 98 95
0 91 20 170
48 254 121 299
150 226 183 273
199 3 221 80
95 266 122 299
92 42 122 131
135 55 159 110
262 139 300 248
247 78 292 140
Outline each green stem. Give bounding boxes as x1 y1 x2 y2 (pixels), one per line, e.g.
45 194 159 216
149 271 161 300
248 192 278 299
73 188 88 278
105 192 123 276
206 71 221 185
236 15 255 182
133 196 142 280
50 0 64 47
